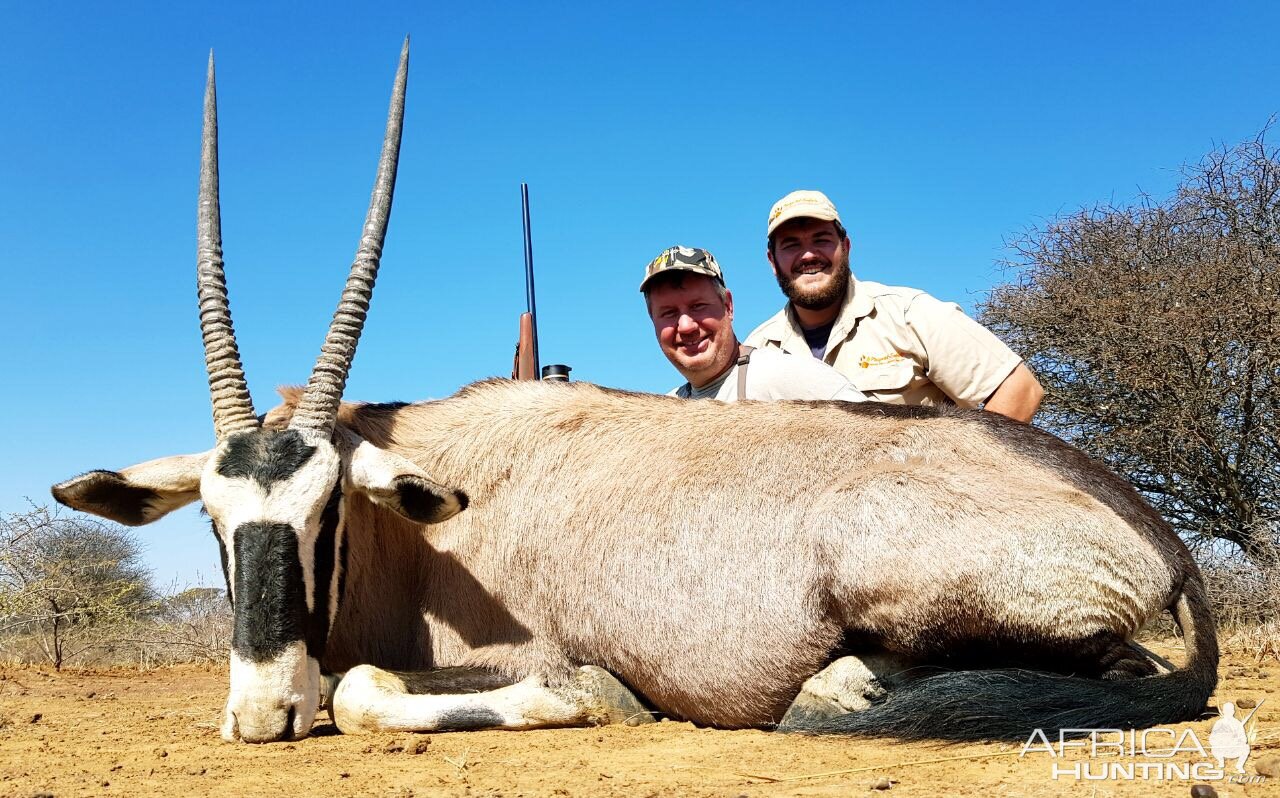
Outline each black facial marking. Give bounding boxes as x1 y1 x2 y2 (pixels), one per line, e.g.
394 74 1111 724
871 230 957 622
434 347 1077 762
335 521 349 624
231 522 308 663
216 430 317 490
394 477 468 523
436 705 505 731
51 470 164 526
210 520 233 609
307 479 343 660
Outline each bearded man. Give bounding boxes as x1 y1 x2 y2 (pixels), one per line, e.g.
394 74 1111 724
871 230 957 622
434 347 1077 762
642 245 864 402
744 190 1043 422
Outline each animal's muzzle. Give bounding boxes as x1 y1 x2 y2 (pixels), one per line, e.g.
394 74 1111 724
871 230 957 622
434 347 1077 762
224 643 321 743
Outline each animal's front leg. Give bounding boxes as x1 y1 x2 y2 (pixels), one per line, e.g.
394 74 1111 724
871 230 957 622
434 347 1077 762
319 672 343 711
331 664 654 734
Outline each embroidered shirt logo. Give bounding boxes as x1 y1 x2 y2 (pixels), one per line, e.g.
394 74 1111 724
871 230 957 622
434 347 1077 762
859 353 905 369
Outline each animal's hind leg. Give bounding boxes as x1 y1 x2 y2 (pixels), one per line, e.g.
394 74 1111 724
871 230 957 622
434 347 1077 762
1100 640 1158 680
777 653 925 732
332 665 654 735
1042 631 1159 681
1127 641 1174 674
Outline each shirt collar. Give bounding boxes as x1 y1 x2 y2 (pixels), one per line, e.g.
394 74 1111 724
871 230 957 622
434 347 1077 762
778 275 872 355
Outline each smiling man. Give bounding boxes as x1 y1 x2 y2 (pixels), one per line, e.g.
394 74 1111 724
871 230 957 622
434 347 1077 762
642 245 864 402
745 191 1043 422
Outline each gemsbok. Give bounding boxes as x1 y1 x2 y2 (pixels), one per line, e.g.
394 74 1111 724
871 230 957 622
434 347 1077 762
52 40 1218 744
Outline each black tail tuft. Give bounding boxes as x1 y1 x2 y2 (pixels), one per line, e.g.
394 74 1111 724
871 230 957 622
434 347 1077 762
790 667 1212 742
789 583 1219 742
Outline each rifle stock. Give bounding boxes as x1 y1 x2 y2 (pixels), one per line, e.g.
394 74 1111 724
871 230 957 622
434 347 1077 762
513 311 537 380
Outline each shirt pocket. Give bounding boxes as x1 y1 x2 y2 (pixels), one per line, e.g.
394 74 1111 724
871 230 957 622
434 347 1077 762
848 357 916 395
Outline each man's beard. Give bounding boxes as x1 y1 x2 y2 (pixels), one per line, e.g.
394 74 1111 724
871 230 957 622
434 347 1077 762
775 250 851 311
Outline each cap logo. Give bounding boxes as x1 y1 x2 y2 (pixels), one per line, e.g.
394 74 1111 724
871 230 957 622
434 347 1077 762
767 190 842 236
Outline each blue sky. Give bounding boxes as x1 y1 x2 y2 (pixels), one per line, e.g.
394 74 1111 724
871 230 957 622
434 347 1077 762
3 1 1277 588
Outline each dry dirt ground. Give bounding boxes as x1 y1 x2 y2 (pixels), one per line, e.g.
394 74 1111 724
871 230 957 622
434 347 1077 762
1 643 1275 798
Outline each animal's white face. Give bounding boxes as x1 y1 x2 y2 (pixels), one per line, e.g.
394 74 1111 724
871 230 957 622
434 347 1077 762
202 428 344 742
54 39 419 743
52 426 466 743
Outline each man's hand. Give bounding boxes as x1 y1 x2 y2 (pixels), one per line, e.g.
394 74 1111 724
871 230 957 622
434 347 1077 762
983 362 1043 423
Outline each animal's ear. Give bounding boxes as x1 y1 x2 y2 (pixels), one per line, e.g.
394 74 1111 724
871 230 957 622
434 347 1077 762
51 451 211 526
347 440 467 524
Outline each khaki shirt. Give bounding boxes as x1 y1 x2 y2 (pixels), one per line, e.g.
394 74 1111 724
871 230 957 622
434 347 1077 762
667 347 867 402
744 278 1021 408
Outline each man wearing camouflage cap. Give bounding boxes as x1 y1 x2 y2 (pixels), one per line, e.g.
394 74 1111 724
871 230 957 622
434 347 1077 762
744 191 1043 421
641 245 865 402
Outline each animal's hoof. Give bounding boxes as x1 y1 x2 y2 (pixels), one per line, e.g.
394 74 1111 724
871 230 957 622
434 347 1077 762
576 665 656 726
777 690 845 732
779 654 896 731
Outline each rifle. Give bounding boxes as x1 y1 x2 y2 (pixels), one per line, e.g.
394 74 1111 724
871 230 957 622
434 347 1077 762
513 183 540 380
511 184 571 382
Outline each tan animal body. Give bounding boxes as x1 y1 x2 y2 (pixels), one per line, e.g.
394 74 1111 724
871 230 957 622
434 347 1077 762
52 41 1217 743
283 380 1217 738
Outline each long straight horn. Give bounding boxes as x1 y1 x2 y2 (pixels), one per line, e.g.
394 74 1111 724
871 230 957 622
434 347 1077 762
198 51 259 439
291 38 409 435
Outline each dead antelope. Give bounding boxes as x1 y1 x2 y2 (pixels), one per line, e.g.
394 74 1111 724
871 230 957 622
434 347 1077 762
53 41 1218 745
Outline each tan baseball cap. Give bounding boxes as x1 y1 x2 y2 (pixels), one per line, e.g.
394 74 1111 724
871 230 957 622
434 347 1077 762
639 245 724 292
767 190 841 237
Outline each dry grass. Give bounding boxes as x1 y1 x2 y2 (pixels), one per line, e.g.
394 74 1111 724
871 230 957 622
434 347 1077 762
1201 560 1280 662
0 585 230 669
1139 554 1280 663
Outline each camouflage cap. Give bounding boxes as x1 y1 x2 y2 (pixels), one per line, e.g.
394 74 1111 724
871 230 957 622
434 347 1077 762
639 245 724 292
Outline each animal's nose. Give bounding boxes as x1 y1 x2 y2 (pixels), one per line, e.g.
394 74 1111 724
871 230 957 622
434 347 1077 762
224 702 307 743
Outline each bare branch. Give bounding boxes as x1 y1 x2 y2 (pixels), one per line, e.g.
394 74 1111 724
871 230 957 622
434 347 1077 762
981 129 1280 566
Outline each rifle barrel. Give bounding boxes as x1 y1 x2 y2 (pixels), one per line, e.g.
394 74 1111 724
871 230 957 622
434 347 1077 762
521 183 540 376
